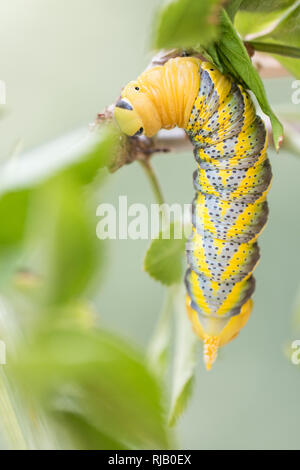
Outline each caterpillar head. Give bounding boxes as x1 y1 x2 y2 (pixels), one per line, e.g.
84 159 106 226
114 80 162 138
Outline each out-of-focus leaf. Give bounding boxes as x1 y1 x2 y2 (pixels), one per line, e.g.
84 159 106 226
168 287 198 426
250 4 300 78
61 124 120 185
279 120 300 156
0 370 27 450
55 411 126 450
235 9 286 37
225 0 244 20
0 191 30 250
0 124 119 194
0 123 123 449
0 125 117 303
236 0 300 78
29 176 102 305
153 0 224 50
11 327 171 450
0 190 30 285
144 223 186 286
257 3 300 47
275 55 300 77
215 9 284 150
240 0 296 11
248 40 300 58
235 0 297 37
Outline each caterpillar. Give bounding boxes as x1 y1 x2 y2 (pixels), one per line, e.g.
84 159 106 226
114 56 271 370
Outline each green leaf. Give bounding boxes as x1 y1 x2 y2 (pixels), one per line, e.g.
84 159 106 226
250 4 300 78
29 175 102 306
216 9 284 150
0 190 30 250
153 0 224 50
239 0 296 12
0 125 118 303
275 55 300 78
259 4 300 47
235 9 287 37
0 370 28 450
278 120 300 156
11 327 171 450
168 287 198 426
235 1 297 37
55 411 127 450
225 0 244 20
247 40 300 58
206 43 225 72
144 223 186 286
236 1 300 46
0 190 31 285
0 124 118 194
255 5 300 78
251 3 300 51
61 124 120 185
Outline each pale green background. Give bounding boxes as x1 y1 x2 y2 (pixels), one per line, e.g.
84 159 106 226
1 0 300 450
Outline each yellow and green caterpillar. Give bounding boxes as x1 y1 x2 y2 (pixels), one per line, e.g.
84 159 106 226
114 56 271 369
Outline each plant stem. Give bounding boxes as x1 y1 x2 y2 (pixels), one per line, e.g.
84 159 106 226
147 286 177 379
248 41 300 59
139 160 165 205
140 154 178 381
140 159 176 379
0 368 27 449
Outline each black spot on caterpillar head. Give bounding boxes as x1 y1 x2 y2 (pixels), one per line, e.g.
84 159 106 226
133 127 143 136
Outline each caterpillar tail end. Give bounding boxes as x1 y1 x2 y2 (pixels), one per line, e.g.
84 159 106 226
186 295 253 370
203 335 219 370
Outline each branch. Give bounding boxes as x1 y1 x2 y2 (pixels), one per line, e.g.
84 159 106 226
94 105 186 173
139 160 165 206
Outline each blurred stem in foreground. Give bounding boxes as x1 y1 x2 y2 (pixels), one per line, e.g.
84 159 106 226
140 157 180 390
147 286 178 380
0 369 27 449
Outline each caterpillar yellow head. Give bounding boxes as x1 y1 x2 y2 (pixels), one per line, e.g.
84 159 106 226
114 58 202 137
114 97 144 138
114 78 162 138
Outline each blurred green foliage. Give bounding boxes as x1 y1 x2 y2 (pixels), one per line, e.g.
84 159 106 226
0 125 171 449
240 0 296 11
236 1 300 79
12 327 170 449
153 0 224 49
0 0 300 451
168 288 197 427
144 223 186 286
250 4 300 79
152 1 295 148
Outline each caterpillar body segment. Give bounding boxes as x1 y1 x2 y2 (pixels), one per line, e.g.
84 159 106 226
114 57 271 369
